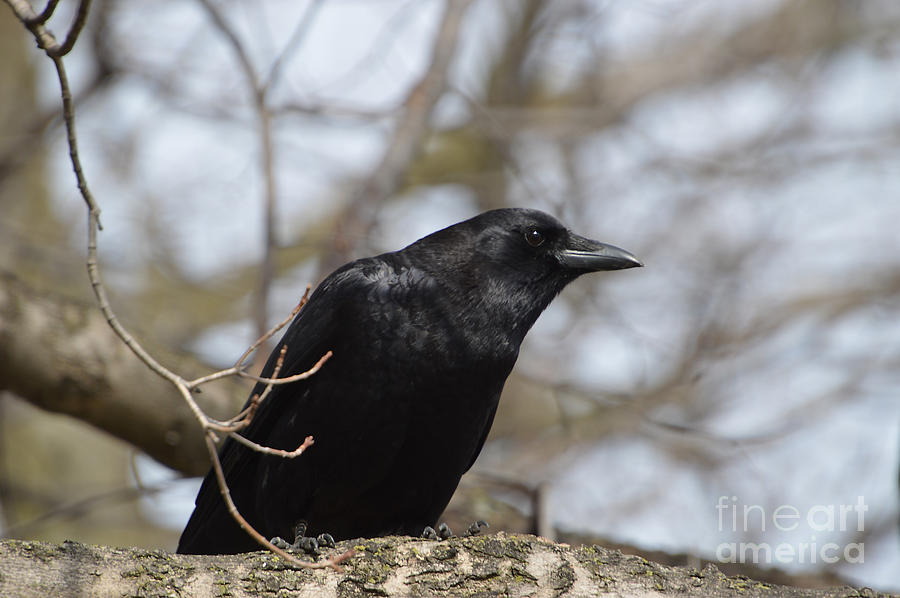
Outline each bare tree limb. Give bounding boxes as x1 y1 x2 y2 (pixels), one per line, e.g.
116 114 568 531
0 271 237 476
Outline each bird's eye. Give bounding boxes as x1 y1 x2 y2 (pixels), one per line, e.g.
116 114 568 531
525 228 545 247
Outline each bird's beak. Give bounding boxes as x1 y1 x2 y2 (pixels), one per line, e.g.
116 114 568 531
558 234 643 271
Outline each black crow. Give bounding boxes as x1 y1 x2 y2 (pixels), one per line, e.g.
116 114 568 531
177 208 641 554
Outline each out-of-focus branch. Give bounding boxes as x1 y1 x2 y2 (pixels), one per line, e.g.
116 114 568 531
196 0 278 348
460 2 897 141
486 259 900 477
405 0 545 212
263 0 323 91
0 271 239 475
0 66 114 188
0 478 177 539
197 0 326 354
320 0 474 274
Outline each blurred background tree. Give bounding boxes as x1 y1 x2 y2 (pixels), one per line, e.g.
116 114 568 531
1 0 898 591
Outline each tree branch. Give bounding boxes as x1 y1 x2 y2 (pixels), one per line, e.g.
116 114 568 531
24 0 59 25
0 535 872 598
48 0 91 57
0 271 238 476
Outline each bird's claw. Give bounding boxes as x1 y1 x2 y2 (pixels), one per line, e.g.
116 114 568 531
295 536 320 554
268 534 319 554
317 533 335 549
270 536 291 550
464 520 489 537
269 520 333 555
422 522 455 541
438 522 454 540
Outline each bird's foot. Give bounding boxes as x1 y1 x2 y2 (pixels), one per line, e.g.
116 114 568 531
464 519 489 537
270 520 335 555
422 519 489 540
421 522 454 541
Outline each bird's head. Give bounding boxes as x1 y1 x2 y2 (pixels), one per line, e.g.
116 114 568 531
407 208 642 335
465 208 642 280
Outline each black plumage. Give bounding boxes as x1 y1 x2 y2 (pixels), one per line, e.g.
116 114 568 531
177 208 641 554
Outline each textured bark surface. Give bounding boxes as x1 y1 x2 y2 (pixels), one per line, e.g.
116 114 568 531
0 271 243 476
0 534 886 598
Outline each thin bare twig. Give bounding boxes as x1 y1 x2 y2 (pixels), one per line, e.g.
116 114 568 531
186 288 315 390
212 398 263 439
240 350 332 385
186 343 332 401
229 433 314 459
274 100 393 121
10 0 92 57
49 0 92 57
236 286 311 367
7 0 60 50
208 343 289 432
24 0 59 24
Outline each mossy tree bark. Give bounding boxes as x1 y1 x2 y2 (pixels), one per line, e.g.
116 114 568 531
0 533 884 598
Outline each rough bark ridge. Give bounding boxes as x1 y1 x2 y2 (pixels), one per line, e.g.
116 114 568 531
0 533 887 598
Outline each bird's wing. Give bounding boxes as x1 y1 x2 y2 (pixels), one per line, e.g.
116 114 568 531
178 260 398 552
